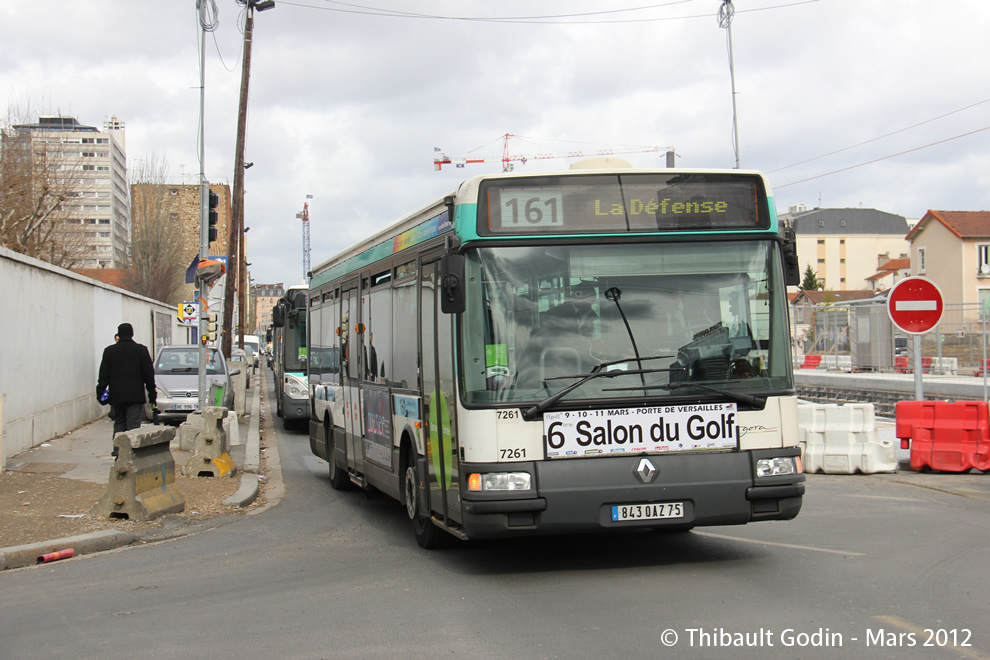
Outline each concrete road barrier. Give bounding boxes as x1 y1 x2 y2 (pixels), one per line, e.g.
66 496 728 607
91 425 185 521
182 406 236 478
179 410 240 451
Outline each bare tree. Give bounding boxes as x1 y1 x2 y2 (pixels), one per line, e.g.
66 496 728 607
124 155 186 304
0 104 88 267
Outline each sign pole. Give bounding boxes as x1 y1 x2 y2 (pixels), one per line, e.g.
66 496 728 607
914 334 923 401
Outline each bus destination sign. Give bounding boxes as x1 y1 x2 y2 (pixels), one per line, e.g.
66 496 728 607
482 173 767 235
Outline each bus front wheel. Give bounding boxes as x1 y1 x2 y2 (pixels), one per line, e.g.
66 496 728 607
404 455 443 549
327 424 349 490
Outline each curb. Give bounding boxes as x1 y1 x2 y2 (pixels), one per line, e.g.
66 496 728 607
0 530 136 571
223 378 262 507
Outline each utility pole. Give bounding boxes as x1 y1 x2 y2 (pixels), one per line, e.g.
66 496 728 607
718 0 740 169
222 0 274 359
196 0 213 408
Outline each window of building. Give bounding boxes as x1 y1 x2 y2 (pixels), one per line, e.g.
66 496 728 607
818 220 824 228
917 247 926 274
978 244 990 276
817 239 825 245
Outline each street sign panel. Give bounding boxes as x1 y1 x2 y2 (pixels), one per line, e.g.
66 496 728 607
887 276 943 334
178 301 199 325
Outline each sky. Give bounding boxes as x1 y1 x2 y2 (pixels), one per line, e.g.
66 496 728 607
2 0 989 288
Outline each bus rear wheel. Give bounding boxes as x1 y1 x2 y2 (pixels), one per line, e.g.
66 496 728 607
404 457 443 549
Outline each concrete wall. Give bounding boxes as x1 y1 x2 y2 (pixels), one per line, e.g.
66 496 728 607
0 246 184 465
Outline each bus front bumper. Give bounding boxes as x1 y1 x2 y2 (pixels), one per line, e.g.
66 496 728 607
457 448 804 540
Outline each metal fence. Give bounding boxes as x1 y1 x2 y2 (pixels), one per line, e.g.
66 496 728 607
792 301 990 374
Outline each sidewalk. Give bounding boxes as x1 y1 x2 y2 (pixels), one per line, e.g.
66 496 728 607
0 378 266 571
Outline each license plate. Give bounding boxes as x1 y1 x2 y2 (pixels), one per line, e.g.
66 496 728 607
612 502 684 521
173 403 197 411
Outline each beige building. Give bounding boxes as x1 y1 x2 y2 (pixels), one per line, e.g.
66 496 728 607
253 282 284 335
906 210 990 321
782 206 911 291
129 182 234 305
12 115 130 268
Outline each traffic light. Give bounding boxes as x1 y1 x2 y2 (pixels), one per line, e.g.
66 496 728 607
208 190 220 243
203 312 218 344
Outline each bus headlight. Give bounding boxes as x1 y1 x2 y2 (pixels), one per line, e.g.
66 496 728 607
467 472 532 492
756 456 801 477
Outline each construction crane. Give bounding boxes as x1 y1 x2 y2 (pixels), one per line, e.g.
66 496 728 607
434 133 674 172
295 195 312 283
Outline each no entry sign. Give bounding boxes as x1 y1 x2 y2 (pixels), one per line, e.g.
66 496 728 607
887 276 944 334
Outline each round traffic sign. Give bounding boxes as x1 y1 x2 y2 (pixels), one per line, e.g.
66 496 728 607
887 276 944 334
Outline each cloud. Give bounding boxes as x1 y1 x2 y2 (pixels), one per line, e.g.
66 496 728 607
2 0 989 288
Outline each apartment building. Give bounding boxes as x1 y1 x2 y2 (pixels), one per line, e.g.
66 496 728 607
12 116 130 268
781 205 911 290
253 282 284 334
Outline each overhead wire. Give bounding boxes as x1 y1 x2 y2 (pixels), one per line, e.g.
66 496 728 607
274 0 819 24
775 126 990 189
767 97 990 174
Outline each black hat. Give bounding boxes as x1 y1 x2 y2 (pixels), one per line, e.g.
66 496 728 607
117 323 134 338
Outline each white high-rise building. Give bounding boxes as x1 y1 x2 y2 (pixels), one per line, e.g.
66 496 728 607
12 115 130 268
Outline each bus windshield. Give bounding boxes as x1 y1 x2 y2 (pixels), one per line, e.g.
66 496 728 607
461 240 793 406
283 312 308 373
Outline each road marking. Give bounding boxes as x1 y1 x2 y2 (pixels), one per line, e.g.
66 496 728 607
694 531 864 556
895 300 938 311
873 615 988 660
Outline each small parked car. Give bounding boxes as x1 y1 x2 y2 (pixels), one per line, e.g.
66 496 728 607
148 345 240 423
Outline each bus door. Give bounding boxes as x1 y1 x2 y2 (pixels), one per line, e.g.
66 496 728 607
341 281 364 475
420 254 461 525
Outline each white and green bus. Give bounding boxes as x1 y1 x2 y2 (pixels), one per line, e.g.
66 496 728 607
271 284 309 427
307 161 805 548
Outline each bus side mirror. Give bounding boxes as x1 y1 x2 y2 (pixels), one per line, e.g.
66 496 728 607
272 304 285 328
781 227 800 287
440 254 465 315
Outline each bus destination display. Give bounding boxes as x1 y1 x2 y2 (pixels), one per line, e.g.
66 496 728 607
483 173 767 235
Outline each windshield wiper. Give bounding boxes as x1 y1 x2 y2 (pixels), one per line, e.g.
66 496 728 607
522 355 672 420
604 286 646 388
604 381 766 408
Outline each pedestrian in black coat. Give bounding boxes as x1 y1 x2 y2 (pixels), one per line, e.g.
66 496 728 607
96 323 157 457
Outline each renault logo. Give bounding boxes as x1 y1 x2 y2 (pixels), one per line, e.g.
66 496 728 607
635 458 657 483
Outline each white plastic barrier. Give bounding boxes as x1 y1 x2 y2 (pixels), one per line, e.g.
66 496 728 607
819 355 853 371
797 403 896 474
930 357 958 376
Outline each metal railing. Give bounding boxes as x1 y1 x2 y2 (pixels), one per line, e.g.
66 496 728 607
792 301 990 375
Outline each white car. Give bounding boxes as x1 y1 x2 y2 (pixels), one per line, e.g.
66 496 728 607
148 345 240 423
